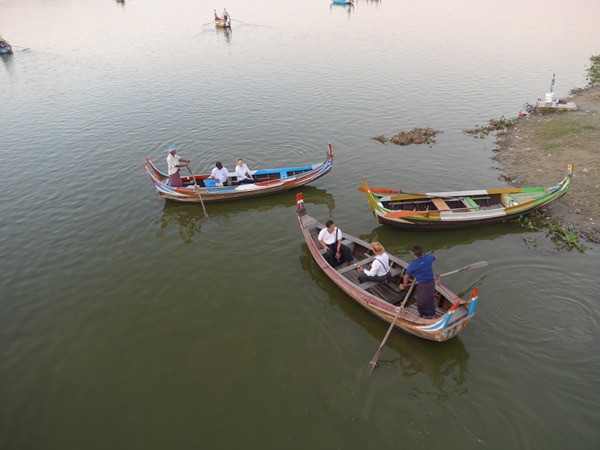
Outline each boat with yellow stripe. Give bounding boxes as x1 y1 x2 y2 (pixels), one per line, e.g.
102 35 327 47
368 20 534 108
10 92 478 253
360 164 572 230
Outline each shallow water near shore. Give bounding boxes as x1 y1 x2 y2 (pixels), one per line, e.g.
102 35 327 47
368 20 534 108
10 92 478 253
1 0 600 448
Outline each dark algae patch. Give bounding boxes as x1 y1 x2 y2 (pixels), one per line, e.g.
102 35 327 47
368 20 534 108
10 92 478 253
464 116 516 139
373 127 442 146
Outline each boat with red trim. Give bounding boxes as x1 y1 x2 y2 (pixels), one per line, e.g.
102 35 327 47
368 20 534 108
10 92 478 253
360 164 572 230
296 193 478 342
144 143 334 203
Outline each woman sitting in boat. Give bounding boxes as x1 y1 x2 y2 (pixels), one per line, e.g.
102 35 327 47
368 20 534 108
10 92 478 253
234 158 255 184
318 220 353 268
166 146 190 188
400 245 437 318
357 242 389 284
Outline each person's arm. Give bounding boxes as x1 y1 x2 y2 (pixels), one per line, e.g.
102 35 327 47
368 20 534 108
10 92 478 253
335 229 342 254
399 274 409 290
317 230 329 251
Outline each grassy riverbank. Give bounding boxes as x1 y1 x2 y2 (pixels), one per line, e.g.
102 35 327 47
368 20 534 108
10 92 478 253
494 85 600 243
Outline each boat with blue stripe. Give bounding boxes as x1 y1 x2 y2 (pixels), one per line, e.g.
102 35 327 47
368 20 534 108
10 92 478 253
144 143 334 203
297 192 478 342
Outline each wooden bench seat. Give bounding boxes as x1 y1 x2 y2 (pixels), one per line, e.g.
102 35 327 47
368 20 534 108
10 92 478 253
432 198 452 213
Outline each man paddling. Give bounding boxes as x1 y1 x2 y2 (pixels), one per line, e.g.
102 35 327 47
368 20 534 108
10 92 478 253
166 146 190 188
399 245 437 318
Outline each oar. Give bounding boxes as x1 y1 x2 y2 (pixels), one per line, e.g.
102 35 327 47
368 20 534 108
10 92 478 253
437 261 488 278
186 164 209 219
368 260 488 373
368 281 417 374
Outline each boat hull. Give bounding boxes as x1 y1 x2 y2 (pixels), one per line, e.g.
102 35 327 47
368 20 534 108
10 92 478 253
297 194 477 342
144 143 334 203
362 165 572 230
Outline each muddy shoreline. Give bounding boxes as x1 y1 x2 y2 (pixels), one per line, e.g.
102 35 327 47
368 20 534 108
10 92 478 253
493 85 600 243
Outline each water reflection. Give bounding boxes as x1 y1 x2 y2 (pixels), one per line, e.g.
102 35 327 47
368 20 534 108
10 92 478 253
359 222 527 255
216 27 232 44
299 252 469 396
158 186 335 243
1 53 14 74
330 3 354 16
115 0 125 8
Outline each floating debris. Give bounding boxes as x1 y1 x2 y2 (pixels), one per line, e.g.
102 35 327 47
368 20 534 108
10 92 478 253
464 116 516 139
517 211 587 252
373 127 442 146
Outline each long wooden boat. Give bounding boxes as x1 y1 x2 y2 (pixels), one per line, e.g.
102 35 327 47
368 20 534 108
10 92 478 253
144 143 334 203
360 164 573 230
296 193 478 342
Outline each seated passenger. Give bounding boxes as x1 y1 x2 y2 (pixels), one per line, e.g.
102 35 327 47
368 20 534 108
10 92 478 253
210 161 230 186
357 242 390 284
235 158 255 184
317 220 353 267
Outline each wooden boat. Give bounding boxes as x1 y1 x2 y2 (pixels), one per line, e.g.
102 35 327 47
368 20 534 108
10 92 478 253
144 143 334 203
0 38 13 55
214 15 231 28
360 164 573 230
296 193 478 342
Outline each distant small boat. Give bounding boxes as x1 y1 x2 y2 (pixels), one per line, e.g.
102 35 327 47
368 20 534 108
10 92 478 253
214 15 231 28
0 38 13 55
144 143 334 203
360 164 573 230
296 193 478 342
331 0 353 4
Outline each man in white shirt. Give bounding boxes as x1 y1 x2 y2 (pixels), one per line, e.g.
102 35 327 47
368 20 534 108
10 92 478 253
235 158 255 184
357 242 390 284
166 146 190 188
317 220 353 267
210 161 230 186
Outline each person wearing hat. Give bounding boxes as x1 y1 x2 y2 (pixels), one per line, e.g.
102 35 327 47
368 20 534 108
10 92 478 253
210 161 231 186
399 245 437 318
357 242 390 284
166 146 190 188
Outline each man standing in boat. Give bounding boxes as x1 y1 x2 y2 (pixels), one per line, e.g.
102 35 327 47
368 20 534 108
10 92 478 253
399 246 436 318
166 146 190 188
318 220 353 268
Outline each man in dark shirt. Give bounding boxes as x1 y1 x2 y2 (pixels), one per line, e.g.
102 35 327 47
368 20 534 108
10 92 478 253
399 245 437 318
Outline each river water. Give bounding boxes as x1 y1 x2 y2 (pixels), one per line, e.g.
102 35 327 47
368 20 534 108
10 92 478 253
1 0 599 448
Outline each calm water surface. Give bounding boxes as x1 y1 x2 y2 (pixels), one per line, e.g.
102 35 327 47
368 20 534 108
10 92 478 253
1 0 599 448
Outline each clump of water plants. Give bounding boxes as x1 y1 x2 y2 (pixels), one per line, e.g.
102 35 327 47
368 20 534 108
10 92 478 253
517 211 587 252
464 116 516 139
373 127 442 146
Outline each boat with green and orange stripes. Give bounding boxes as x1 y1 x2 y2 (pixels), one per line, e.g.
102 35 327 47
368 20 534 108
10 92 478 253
360 164 572 230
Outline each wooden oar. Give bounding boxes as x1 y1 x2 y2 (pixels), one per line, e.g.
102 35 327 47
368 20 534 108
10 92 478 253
186 164 209 219
437 261 488 278
368 260 488 373
368 281 417 373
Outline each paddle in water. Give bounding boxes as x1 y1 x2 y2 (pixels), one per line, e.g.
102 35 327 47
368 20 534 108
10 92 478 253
367 260 488 373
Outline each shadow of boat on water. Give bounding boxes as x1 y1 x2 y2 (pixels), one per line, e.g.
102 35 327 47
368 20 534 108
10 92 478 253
299 250 470 397
158 186 335 243
359 221 528 255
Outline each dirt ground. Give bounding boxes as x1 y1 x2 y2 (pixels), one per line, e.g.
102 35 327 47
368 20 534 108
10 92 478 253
494 85 600 243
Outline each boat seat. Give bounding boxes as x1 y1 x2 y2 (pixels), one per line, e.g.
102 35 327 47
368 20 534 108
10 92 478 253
389 267 403 277
337 256 376 274
462 197 482 211
432 198 452 213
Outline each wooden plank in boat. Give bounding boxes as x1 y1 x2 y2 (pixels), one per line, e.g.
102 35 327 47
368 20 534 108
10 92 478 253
336 256 376 274
432 198 452 213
